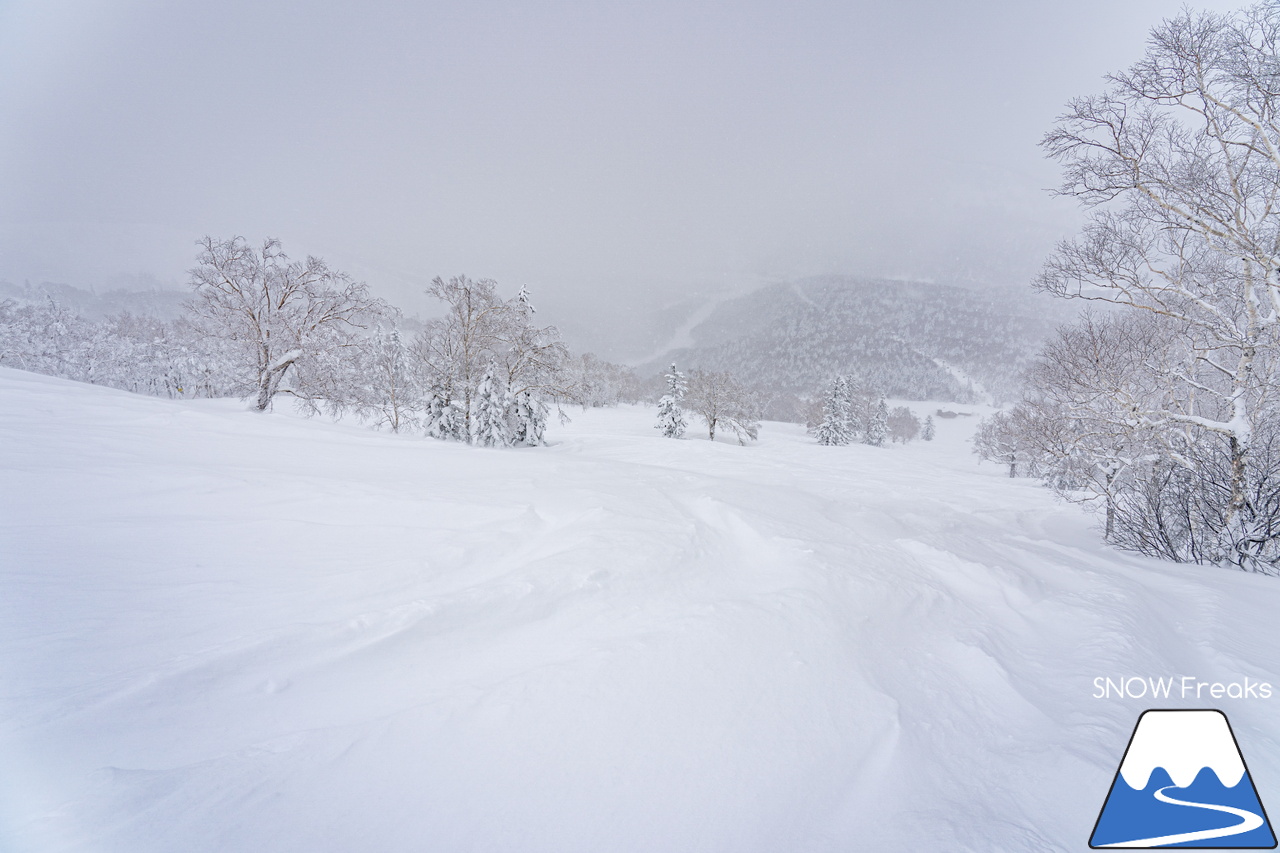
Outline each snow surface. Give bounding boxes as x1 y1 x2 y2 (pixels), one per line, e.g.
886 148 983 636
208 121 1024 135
1119 710 1246 790
3 367 1280 852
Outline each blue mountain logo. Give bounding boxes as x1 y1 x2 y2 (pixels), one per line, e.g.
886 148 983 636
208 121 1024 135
1091 709 1276 848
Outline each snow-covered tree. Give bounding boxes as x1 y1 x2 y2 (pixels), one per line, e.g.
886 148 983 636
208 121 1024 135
508 388 549 446
863 399 888 447
1037 3 1280 570
887 406 920 443
495 292 571 409
815 376 854 446
655 363 688 439
0 297 241 399
973 410 1033 478
344 324 419 432
998 309 1280 564
685 369 761 444
415 276 568 445
921 415 936 441
413 276 509 436
188 236 386 411
471 365 509 447
424 380 467 441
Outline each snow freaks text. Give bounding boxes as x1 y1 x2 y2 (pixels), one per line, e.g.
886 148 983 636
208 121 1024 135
1093 677 1274 701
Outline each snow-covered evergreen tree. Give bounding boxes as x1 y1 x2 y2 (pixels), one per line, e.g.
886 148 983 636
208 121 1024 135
424 381 466 441
864 398 888 446
815 376 854 446
655 363 687 439
509 389 549 446
471 366 510 447
516 284 536 316
922 415 935 441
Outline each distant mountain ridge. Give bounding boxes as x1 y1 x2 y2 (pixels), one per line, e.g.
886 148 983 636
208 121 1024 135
0 280 188 320
641 276 1066 405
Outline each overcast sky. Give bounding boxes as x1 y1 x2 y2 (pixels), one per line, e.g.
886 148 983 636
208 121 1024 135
0 0 1253 319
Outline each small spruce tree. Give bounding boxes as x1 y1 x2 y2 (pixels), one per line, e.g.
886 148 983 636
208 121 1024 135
815 376 854 446
655 363 688 439
864 398 889 446
922 415 936 441
509 389 549 446
472 365 510 447
425 381 467 441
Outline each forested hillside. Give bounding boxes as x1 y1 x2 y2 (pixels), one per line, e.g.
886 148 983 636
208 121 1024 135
645 277 1066 406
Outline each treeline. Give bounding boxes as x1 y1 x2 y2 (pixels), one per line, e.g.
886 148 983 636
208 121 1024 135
0 237 645 446
0 300 239 398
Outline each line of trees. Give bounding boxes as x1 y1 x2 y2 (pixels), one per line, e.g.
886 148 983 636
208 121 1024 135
0 298 240 398
807 375 933 447
1 237 645 448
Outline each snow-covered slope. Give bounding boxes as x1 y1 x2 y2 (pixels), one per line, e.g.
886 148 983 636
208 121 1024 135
2 368 1279 852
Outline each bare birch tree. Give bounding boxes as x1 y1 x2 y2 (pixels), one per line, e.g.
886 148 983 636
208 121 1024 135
188 236 385 411
685 370 761 444
1038 4 1280 568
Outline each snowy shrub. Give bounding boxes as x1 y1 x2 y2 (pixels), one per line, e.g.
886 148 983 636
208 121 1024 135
973 411 1030 478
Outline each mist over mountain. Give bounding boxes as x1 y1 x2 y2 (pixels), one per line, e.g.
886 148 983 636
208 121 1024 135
637 277 1069 408
0 278 188 321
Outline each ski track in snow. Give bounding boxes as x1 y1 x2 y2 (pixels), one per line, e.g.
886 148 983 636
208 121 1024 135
627 297 723 367
1 368 1279 852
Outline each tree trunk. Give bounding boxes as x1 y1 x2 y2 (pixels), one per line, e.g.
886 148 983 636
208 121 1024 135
255 360 294 411
254 373 275 411
1225 435 1252 566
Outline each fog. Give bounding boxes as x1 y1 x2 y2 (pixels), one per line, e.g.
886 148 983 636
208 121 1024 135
0 0 1251 326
